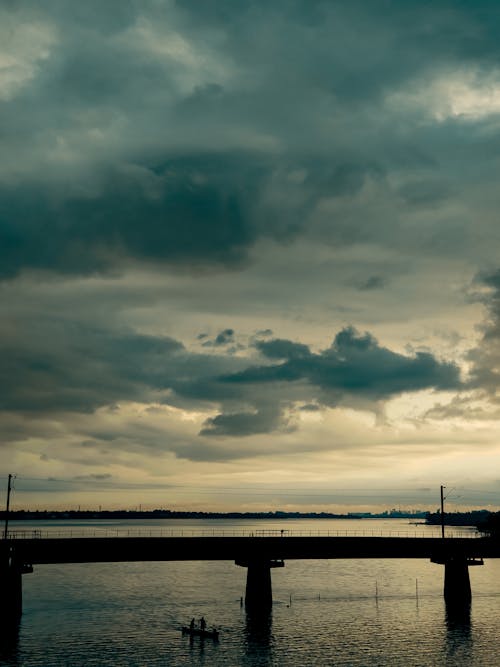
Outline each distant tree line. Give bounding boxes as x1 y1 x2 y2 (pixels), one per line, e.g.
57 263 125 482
1 508 425 520
474 512 500 536
0 509 350 520
425 510 492 530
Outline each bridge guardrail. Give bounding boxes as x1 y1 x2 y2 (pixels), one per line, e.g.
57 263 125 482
5 528 481 540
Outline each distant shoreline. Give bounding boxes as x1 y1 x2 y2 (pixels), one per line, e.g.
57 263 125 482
3 509 493 530
1 509 427 521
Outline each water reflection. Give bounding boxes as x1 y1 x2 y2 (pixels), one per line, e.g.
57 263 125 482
188 633 205 660
444 601 472 665
0 619 20 666
244 609 274 664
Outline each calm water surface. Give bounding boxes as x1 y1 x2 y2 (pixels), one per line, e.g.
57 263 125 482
1 518 498 666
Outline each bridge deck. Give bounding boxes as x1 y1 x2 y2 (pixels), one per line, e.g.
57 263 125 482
3 536 500 565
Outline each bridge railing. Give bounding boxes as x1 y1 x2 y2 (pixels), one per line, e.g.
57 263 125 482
5 528 481 540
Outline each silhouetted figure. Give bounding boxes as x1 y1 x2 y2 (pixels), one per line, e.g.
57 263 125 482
200 617 206 631
190 618 195 630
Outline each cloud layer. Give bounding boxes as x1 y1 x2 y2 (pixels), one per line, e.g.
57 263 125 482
3 0 500 508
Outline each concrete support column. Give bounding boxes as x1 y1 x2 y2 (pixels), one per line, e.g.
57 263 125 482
0 563 23 624
444 557 471 605
236 559 284 609
246 561 272 608
432 553 482 608
0 545 33 625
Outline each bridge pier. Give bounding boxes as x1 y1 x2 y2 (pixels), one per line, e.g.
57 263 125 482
0 564 22 623
0 545 33 625
444 557 471 605
236 559 284 608
431 554 483 608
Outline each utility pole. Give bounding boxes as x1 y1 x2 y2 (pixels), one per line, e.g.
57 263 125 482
440 485 445 539
4 473 15 540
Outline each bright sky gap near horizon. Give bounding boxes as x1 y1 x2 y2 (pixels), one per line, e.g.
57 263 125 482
4 1 500 512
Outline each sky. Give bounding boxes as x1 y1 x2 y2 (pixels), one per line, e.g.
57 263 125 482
3 0 500 512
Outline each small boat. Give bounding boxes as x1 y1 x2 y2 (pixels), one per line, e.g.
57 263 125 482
182 626 219 640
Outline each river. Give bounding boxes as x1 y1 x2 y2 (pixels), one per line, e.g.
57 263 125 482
0 518 497 666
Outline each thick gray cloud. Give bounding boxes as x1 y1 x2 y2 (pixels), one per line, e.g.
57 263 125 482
467 271 500 395
4 0 500 283
1 323 182 412
201 326 461 435
0 154 386 279
0 317 250 414
0 312 460 442
201 328 236 348
3 1 500 504
200 404 284 437
0 157 265 279
246 328 461 400
198 326 462 436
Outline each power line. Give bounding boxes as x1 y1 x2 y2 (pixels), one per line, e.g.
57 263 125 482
9 476 500 501
8 477 450 492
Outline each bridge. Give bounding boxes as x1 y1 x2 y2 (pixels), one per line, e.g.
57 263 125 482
1 531 498 624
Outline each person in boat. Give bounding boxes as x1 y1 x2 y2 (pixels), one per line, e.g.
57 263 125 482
189 618 195 630
200 617 206 631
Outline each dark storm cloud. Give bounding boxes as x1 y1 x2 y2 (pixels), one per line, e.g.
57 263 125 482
256 339 310 360
358 275 387 291
0 314 460 442
201 328 236 348
425 267 500 423
467 271 500 395
4 0 500 283
200 404 283 437
222 327 461 400
0 153 383 280
214 328 234 345
176 0 500 102
0 157 263 279
4 0 500 471
200 327 461 436
0 323 184 412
